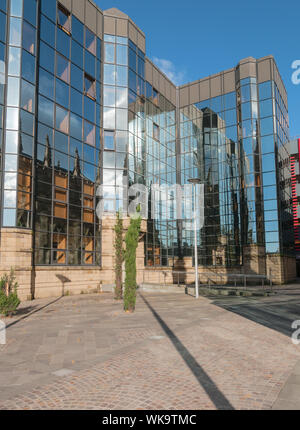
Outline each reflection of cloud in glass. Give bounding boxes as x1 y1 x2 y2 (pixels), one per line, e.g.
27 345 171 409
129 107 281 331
103 107 115 129
4 190 17 207
102 169 115 185
38 97 54 126
4 172 17 190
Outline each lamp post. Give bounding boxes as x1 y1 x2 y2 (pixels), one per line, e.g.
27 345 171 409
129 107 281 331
188 178 201 299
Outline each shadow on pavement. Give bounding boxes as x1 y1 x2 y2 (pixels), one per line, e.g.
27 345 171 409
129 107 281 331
140 293 234 410
4 296 63 330
212 296 300 338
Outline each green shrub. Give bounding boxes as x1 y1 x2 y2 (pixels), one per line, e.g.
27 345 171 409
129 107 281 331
0 269 20 317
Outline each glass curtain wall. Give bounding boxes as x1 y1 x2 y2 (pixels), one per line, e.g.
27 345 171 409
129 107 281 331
102 34 128 213
180 91 241 267
34 0 101 266
0 0 7 217
2 0 37 228
144 85 177 267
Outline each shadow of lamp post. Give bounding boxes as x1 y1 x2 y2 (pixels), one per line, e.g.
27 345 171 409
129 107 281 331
56 275 71 297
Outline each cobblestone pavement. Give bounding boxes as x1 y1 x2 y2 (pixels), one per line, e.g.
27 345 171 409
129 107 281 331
0 292 299 410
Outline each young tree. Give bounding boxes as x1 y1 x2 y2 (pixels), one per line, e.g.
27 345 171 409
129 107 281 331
124 212 142 313
114 211 124 300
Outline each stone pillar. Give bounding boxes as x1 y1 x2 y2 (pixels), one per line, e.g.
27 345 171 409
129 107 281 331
0 228 34 301
101 216 147 289
243 245 266 276
101 216 116 288
266 254 296 285
137 219 147 285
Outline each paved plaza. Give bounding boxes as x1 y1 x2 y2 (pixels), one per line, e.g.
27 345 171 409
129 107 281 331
0 290 300 410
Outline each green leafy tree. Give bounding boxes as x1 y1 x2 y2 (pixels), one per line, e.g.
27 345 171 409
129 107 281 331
114 211 124 300
124 212 142 313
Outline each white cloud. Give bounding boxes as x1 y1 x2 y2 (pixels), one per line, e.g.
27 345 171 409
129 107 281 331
152 57 185 86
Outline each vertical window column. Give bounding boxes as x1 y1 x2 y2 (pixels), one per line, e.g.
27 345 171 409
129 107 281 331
3 0 37 228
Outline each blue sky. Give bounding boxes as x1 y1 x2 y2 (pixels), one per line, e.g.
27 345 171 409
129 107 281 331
96 0 300 137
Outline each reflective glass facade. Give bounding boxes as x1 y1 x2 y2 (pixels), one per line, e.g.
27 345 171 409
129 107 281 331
0 1 294 275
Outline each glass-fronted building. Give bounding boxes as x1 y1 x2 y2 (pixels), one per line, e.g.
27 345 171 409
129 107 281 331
0 0 296 300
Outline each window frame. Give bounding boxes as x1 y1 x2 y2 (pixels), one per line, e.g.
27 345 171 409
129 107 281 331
57 3 71 35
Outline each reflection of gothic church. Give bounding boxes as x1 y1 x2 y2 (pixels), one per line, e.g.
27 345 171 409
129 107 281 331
34 135 99 265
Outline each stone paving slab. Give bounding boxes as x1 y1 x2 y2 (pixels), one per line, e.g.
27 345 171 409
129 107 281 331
0 292 299 410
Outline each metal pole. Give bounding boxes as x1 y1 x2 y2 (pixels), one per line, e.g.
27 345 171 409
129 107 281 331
194 184 199 299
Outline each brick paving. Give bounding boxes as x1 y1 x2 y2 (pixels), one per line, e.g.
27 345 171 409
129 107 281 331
0 292 299 410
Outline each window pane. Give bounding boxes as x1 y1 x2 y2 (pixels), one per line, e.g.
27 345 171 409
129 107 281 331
56 54 70 83
3 209 16 226
116 44 127 65
39 67 54 100
20 133 33 156
23 21 35 54
55 78 69 109
84 50 95 77
116 131 127 152
4 190 17 207
70 112 82 140
0 11 5 43
4 172 17 189
116 87 127 108
11 0 23 16
6 107 19 129
22 50 35 83
20 109 34 135
260 99 273 118
71 63 83 91
85 28 96 55
41 0 56 23
7 76 20 106
116 109 127 130
70 88 82 116
103 107 115 129
56 105 69 133
72 16 84 45
259 81 272 100
39 41 55 74
57 5 70 32
8 46 21 75
38 95 54 126
4 153 18 171
116 66 127 86
104 130 114 150
84 95 95 123
57 28 70 58
104 64 115 85
104 43 115 63
40 15 55 46
9 17 22 46
84 74 96 99
21 79 35 112
71 39 83 68
84 120 95 146
103 85 115 107
260 117 274 136
24 0 37 26
5 130 18 153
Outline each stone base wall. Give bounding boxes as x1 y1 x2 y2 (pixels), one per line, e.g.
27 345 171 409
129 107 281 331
32 267 103 300
0 227 297 301
0 228 34 301
266 254 297 285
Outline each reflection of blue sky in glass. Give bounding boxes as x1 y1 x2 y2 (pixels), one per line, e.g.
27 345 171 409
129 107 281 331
97 0 300 137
